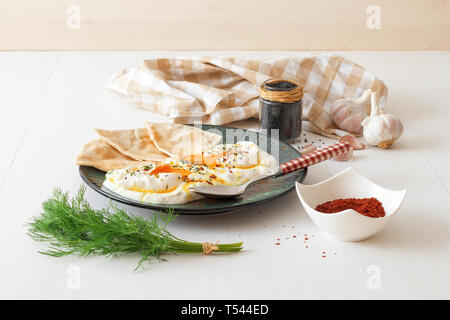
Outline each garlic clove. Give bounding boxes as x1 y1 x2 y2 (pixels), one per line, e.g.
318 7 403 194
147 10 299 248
333 147 354 162
339 135 366 150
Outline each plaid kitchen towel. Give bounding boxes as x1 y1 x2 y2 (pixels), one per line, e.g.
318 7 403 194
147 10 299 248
108 54 388 138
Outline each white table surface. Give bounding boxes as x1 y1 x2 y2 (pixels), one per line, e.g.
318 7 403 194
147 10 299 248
0 51 449 300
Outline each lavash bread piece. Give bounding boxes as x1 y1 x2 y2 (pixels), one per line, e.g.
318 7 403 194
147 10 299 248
145 122 223 159
76 139 147 171
77 122 223 171
95 128 170 161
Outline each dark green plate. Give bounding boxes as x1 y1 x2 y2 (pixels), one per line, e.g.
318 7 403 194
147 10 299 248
79 125 307 214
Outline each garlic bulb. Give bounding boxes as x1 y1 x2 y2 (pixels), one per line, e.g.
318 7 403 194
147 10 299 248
330 89 371 134
362 92 404 149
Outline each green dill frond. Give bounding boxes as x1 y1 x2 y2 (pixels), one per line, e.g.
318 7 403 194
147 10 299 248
27 186 243 271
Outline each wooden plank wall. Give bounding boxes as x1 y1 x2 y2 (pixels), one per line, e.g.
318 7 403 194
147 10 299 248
0 0 448 50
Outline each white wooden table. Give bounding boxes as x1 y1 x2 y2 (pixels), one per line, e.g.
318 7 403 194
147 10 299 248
0 51 449 299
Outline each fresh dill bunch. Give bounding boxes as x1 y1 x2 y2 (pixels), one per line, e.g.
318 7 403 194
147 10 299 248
28 186 243 271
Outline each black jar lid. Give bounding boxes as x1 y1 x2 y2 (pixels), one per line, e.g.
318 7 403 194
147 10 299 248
262 79 299 92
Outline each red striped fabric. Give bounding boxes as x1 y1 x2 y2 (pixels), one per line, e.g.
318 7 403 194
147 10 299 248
280 141 352 174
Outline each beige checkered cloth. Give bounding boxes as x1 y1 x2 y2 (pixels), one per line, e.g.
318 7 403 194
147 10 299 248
108 54 388 138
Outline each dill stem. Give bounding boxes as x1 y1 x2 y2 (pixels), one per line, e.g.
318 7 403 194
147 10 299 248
167 240 244 253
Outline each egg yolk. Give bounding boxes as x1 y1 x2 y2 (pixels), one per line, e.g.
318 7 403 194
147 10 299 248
149 164 192 177
125 154 261 195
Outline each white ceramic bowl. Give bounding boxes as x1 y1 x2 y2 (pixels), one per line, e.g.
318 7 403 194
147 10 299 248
295 167 406 241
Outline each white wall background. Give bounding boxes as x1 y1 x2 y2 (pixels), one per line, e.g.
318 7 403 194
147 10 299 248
0 0 449 50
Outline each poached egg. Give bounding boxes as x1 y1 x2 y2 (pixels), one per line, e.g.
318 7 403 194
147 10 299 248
103 141 278 204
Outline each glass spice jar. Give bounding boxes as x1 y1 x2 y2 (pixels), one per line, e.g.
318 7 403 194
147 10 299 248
259 79 303 143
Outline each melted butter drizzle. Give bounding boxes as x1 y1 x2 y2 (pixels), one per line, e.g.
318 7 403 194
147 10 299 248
127 186 178 194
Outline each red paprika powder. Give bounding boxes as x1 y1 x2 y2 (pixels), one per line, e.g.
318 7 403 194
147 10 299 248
315 197 385 218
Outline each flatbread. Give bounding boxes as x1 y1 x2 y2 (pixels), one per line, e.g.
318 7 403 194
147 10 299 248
95 128 170 161
76 139 146 171
145 122 223 159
